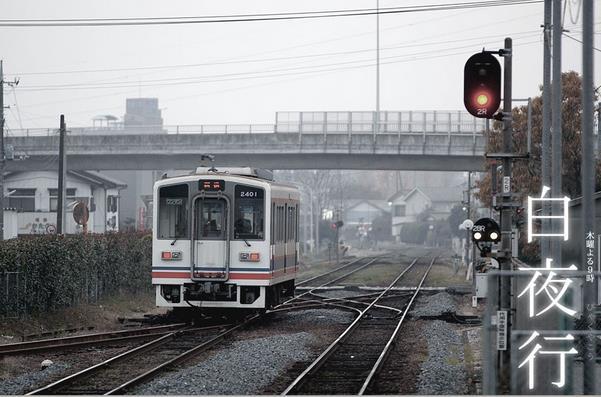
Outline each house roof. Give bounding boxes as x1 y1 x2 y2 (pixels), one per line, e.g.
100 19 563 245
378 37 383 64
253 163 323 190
343 199 391 213
70 171 127 189
388 185 462 204
4 170 127 190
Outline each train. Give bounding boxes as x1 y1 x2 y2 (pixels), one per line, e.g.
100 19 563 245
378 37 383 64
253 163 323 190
152 167 300 313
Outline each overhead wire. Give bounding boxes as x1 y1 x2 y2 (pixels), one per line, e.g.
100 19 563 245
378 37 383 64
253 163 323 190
0 0 542 27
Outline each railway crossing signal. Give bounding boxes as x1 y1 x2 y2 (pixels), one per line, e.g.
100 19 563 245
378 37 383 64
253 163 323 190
464 51 501 118
331 220 344 230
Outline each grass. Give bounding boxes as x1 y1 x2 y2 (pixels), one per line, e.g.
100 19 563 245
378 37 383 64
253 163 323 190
0 291 157 340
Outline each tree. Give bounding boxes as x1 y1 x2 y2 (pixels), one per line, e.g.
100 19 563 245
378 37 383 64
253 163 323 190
448 204 467 238
475 71 600 262
476 71 600 206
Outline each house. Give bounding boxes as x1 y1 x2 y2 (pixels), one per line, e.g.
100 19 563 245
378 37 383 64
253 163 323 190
342 199 391 229
388 186 462 239
3 170 126 235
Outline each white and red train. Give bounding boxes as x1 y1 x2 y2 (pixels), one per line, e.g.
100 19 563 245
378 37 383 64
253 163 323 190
152 167 299 311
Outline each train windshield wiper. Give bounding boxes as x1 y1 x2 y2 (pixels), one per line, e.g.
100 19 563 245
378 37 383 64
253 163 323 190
171 239 177 246
243 239 251 247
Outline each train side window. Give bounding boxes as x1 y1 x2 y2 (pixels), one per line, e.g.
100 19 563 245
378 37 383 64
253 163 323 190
271 202 275 244
234 185 265 240
158 184 189 239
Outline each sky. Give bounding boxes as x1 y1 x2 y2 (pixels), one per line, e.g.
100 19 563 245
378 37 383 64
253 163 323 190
0 0 600 129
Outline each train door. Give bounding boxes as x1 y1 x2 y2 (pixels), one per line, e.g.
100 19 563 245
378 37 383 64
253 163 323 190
192 196 230 281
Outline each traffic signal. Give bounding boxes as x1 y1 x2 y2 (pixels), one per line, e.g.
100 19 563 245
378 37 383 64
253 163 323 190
464 52 501 118
331 220 344 230
515 207 525 228
471 217 501 243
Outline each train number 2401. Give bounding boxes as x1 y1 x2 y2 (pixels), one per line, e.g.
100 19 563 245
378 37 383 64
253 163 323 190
239 191 258 198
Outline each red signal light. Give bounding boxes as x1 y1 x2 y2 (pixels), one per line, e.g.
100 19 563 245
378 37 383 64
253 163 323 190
464 52 501 119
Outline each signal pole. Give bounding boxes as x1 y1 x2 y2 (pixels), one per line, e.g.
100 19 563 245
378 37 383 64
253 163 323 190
498 37 513 394
0 60 5 241
581 0 596 392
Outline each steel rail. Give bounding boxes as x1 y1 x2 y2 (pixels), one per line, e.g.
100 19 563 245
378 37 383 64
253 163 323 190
0 323 205 356
295 257 363 286
281 257 419 395
358 256 437 395
26 328 191 395
0 323 187 353
106 314 260 395
278 256 382 307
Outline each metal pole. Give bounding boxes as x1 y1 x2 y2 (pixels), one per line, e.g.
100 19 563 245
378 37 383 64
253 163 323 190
498 37 513 394
465 172 471 266
309 189 314 255
551 0 562 264
0 60 4 241
541 0 552 262
375 0 380 142
56 115 67 234
581 0 596 393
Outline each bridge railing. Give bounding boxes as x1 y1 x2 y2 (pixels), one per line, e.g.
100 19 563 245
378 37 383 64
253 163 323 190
275 111 487 135
5 111 487 137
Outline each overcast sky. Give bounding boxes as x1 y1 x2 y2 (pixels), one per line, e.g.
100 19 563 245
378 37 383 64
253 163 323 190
1 0 600 129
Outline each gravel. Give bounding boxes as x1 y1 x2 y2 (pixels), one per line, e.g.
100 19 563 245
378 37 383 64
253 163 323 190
416 320 468 395
411 292 458 317
135 332 315 395
0 361 70 395
281 308 354 327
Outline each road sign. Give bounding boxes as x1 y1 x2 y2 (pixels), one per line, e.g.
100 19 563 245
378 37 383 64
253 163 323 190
73 201 89 226
497 310 508 350
503 176 511 193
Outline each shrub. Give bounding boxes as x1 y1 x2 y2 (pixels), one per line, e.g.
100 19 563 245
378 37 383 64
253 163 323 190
0 232 152 316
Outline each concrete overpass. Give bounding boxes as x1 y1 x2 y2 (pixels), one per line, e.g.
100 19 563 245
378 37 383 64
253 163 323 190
4 111 488 171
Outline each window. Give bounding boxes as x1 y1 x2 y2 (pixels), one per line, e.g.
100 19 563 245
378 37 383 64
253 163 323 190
234 185 264 240
394 205 406 217
158 184 189 239
48 188 77 212
8 189 35 211
107 195 118 213
196 199 226 239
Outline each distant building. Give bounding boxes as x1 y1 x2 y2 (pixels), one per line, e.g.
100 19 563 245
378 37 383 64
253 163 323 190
342 199 390 228
389 186 462 239
124 98 163 131
3 170 126 235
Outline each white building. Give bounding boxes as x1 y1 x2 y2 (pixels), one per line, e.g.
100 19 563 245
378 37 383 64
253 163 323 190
3 170 126 235
389 186 462 239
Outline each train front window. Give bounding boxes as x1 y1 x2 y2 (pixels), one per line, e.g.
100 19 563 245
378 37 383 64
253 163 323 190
158 184 189 239
196 199 226 239
234 185 264 240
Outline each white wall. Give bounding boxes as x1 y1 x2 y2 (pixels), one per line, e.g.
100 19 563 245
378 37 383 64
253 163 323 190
4 171 121 235
3 210 18 239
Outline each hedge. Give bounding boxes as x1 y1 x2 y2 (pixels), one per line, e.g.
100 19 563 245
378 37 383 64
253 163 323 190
399 223 429 245
0 233 152 316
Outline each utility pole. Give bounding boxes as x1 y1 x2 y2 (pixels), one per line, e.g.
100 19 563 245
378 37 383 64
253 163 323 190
374 0 380 144
56 115 67 234
0 61 18 241
541 0 552 261
551 0 562 265
0 60 5 241
498 37 513 394
581 0 596 393
465 171 471 267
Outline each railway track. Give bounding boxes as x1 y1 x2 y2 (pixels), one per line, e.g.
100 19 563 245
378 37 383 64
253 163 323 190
281 256 436 395
26 316 258 395
0 323 196 357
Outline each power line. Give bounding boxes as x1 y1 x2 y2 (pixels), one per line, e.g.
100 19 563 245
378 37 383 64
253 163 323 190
0 0 542 27
16 32 542 91
563 33 601 53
